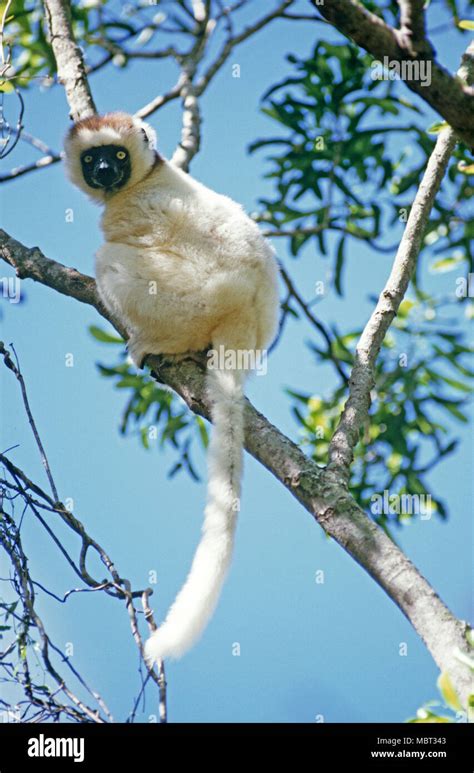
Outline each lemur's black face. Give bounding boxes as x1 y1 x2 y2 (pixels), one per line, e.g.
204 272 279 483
80 144 131 191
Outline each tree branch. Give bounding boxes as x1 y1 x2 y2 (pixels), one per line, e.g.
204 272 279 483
3 0 298 178
170 68 202 171
135 76 185 120
42 0 96 120
0 152 61 183
312 0 474 148
0 343 59 501
398 0 430 55
0 347 167 720
3 0 471 712
1 228 471 706
327 42 474 483
195 0 295 96
170 0 296 169
278 263 348 384
327 126 457 481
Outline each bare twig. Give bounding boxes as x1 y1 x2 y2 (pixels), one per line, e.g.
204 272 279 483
0 342 167 721
19 131 57 155
0 152 61 184
0 90 24 160
0 443 148 604
260 222 399 254
167 0 296 166
0 343 59 501
0 404 166 721
135 76 186 120
278 264 348 384
195 0 295 96
1 509 110 722
0 126 61 183
2 0 299 178
268 287 292 353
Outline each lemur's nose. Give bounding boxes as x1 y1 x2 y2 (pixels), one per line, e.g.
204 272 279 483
94 160 119 187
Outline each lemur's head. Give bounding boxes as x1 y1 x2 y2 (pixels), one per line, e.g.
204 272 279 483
64 112 158 202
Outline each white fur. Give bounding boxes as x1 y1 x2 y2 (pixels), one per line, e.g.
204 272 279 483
64 114 280 662
145 366 245 661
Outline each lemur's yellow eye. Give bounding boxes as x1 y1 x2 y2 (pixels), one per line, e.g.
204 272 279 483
116 150 127 160
83 155 93 163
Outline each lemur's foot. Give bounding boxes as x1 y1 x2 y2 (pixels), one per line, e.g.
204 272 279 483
161 351 208 368
128 336 209 371
127 334 154 370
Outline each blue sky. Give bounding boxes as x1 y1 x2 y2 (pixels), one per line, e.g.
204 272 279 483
1 1 472 722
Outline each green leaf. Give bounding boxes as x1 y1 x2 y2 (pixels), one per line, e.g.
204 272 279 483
458 161 474 175
398 299 415 319
195 416 209 449
0 80 15 94
430 255 464 273
437 671 462 712
289 231 311 256
428 121 449 134
334 236 345 296
168 461 182 478
432 399 469 422
140 426 149 450
89 325 124 344
285 389 310 404
436 375 471 392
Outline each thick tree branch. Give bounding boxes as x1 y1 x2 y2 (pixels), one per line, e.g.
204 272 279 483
0 232 107 314
312 0 474 148
1 229 471 706
42 0 96 120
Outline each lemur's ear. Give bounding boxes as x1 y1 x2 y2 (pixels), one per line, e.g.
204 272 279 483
136 119 157 150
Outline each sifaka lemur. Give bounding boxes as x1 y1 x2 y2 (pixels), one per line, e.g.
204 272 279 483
64 112 280 664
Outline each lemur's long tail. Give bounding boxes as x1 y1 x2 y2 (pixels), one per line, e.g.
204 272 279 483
144 365 245 662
